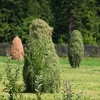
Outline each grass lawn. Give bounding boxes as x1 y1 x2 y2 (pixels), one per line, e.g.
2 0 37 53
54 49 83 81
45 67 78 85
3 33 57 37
0 56 100 100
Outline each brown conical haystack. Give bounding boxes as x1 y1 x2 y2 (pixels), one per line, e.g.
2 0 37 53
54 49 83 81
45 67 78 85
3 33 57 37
11 36 24 60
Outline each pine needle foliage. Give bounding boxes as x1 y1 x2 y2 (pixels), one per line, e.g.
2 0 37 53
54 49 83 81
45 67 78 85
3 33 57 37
23 19 60 93
68 30 84 68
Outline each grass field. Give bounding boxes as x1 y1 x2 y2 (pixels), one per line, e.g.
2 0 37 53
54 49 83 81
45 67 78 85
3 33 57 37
0 56 100 100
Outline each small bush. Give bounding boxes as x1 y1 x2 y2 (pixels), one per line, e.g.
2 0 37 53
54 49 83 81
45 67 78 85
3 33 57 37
1 52 24 100
62 81 83 100
23 19 60 93
68 30 84 68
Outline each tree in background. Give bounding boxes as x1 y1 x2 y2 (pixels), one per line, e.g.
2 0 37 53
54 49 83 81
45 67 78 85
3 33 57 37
96 0 100 44
28 0 53 24
0 0 28 43
0 0 100 44
51 0 82 43
75 0 100 44
0 0 53 43
51 0 100 44
19 0 54 43
68 30 84 68
20 0 54 43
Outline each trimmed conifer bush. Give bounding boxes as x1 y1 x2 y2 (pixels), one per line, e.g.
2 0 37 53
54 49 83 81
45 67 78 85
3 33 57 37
68 30 84 68
23 19 60 93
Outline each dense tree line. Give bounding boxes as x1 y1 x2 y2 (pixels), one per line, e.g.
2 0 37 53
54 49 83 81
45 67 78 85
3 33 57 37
0 0 100 44
0 0 28 42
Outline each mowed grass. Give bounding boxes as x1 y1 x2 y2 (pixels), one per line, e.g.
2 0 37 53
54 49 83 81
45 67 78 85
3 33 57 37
0 56 100 100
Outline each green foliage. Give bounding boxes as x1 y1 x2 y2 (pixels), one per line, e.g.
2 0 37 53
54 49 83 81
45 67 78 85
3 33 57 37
0 0 28 43
20 16 36 43
58 35 65 44
51 0 82 43
23 19 60 93
0 0 54 43
0 53 25 100
62 81 73 100
68 30 84 68
35 75 42 100
62 81 83 100
75 0 100 44
28 0 54 24
0 0 100 44
51 0 100 44
23 38 43 92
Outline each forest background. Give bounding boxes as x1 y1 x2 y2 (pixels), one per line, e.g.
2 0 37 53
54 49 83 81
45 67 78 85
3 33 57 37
0 0 100 44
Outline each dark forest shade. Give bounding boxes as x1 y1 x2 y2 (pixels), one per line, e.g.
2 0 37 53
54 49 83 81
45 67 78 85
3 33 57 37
68 30 84 68
23 19 60 93
0 0 100 44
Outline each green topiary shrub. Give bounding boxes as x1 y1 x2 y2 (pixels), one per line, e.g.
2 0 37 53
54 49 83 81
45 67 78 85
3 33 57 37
68 30 84 68
23 19 60 93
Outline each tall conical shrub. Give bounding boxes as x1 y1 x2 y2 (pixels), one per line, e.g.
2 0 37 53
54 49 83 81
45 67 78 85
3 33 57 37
68 30 84 68
23 19 60 93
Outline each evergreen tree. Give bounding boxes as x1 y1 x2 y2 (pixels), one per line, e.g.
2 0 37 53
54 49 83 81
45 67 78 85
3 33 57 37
20 0 54 43
51 0 82 43
75 0 100 44
51 0 100 44
0 0 28 43
0 0 99 44
28 0 53 24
